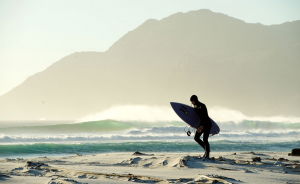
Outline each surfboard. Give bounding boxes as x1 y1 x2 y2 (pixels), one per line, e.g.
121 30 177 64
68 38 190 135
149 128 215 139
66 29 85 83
170 102 220 135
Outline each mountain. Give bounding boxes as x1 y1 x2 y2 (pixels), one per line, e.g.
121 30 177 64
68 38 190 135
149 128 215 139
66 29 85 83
0 9 299 120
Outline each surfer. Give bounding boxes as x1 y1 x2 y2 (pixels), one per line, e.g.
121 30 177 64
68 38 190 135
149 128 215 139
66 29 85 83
190 95 212 159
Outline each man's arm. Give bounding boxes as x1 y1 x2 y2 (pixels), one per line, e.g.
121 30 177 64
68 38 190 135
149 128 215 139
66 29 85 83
194 104 204 132
196 103 209 132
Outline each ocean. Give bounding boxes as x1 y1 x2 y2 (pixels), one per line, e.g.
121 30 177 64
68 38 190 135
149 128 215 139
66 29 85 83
0 118 299 158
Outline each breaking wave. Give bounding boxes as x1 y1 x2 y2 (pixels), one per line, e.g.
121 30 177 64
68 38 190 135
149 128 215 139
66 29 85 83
0 119 299 144
0 105 299 156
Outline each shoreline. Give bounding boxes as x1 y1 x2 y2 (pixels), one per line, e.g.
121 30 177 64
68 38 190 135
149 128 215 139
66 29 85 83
0 151 299 184
0 150 293 158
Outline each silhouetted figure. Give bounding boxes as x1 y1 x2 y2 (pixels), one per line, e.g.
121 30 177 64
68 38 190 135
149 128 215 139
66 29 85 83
190 95 212 159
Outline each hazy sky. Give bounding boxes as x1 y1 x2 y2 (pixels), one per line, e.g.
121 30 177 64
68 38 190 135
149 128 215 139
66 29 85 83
1 0 300 96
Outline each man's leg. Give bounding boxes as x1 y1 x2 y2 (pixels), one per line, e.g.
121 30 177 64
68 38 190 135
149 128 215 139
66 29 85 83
203 129 210 158
194 131 205 150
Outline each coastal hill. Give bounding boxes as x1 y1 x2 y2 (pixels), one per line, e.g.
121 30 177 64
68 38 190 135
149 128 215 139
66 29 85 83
0 9 299 120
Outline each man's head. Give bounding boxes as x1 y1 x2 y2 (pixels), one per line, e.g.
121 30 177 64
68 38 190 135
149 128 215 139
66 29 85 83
190 95 198 105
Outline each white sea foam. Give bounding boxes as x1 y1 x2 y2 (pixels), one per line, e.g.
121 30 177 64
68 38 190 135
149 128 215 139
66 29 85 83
209 106 300 123
0 129 299 144
1 124 299 144
78 105 181 123
1 105 299 145
79 104 300 123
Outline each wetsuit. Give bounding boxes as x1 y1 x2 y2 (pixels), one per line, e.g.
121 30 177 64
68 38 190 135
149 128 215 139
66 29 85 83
193 101 212 158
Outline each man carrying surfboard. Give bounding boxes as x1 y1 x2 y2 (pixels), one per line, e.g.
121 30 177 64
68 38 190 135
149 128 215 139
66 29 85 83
190 95 212 159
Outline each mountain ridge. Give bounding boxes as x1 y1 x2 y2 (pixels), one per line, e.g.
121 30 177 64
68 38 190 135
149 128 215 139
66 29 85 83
0 9 299 120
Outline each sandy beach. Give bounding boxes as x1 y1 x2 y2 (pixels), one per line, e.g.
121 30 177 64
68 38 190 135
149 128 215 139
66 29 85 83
0 151 299 184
